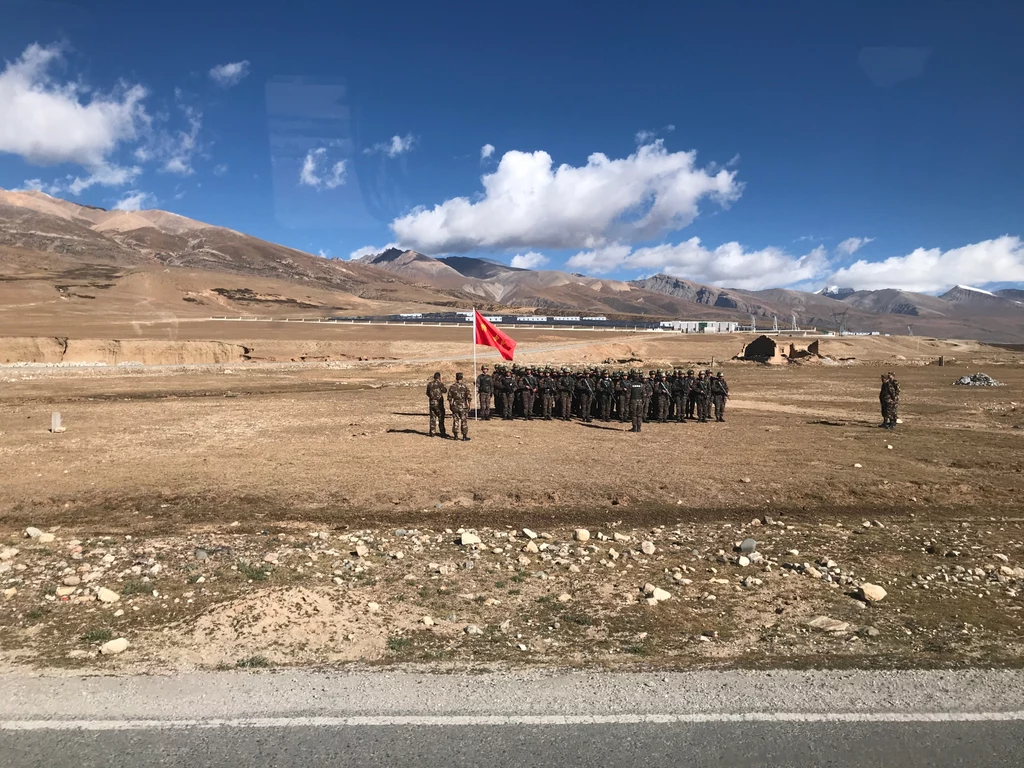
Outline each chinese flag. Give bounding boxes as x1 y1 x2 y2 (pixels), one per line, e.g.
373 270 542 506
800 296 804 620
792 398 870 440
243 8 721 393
474 310 516 361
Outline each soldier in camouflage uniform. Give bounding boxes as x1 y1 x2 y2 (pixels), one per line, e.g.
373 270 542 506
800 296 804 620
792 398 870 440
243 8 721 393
615 373 630 422
498 366 516 420
597 370 614 422
654 373 672 423
684 369 697 419
447 372 472 441
879 372 900 429
557 367 575 420
670 370 687 423
519 367 538 420
539 369 557 420
695 371 711 423
426 372 448 438
642 372 655 423
711 371 729 422
575 370 596 423
476 365 493 420
627 370 646 432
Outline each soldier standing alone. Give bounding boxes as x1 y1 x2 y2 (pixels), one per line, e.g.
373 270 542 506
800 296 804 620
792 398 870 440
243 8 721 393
476 365 493 420
426 372 448 438
879 372 900 429
448 372 472 441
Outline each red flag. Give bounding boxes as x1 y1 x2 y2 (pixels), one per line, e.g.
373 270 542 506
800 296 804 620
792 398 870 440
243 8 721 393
474 310 516 361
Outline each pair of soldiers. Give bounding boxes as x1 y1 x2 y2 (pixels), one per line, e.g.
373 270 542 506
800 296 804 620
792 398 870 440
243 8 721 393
879 372 900 430
426 372 472 440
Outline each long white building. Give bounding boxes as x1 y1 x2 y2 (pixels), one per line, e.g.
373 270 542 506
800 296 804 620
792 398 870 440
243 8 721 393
659 320 740 333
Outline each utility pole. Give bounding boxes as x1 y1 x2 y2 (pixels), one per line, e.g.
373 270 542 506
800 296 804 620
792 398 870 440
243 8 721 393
772 315 779 334
791 312 798 332
750 314 756 333
831 310 848 336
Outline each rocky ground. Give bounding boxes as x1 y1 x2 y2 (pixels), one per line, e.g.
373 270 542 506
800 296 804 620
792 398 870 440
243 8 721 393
2 513 1022 672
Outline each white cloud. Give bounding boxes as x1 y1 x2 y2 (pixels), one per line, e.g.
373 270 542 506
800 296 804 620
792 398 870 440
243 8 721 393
567 239 830 291
510 251 549 269
209 60 250 87
836 236 874 257
392 140 741 254
298 148 347 190
364 133 416 158
0 43 149 169
348 243 397 260
213 163 227 176
66 162 141 195
827 236 1024 292
480 143 495 161
317 248 330 258
161 106 201 176
112 190 156 211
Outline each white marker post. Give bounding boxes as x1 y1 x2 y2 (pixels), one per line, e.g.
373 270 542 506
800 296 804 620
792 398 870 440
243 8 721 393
50 412 65 433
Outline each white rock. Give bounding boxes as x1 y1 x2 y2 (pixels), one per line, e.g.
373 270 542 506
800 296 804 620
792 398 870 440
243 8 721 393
640 541 656 556
96 587 120 603
574 529 591 543
354 544 370 558
263 553 279 564
0 547 17 561
63 575 81 586
859 583 887 602
737 556 750 567
643 583 657 596
787 549 800 557
612 532 630 543
99 638 129 655
421 616 434 627
522 529 538 539
853 463 862 468
367 602 381 613
993 554 1009 563
887 445 893 450
523 540 539 554
460 532 481 546
651 588 671 602
24 527 42 539
37 532 56 544
517 555 531 567
807 616 850 633
113 609 124 617
2 587 16 599
557 593 572 603
465 624 483 635
56 586 76 597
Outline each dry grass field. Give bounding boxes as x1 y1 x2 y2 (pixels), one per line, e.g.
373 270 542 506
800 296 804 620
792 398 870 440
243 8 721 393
0 329 1022 672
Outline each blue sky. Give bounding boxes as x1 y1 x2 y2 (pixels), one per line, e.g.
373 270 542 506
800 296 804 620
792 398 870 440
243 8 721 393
2 0 1022 292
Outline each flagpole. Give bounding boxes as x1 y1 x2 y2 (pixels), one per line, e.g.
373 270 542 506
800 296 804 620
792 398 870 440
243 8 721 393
472 308 478 420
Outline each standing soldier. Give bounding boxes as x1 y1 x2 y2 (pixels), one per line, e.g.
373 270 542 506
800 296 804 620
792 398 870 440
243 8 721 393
476 365 493 420
539 368 557 420
695 371 711 423
426 372 448 438
628 370 646 433
520 367 538 420
557 367 575 421
576 369 596 423
642 371 655 423
597 370 615 422
671 370 687 423
685 369 698 419
879 372 900 429
615 373 630 423
711 372 729 422
447 372 472 441
654 373 672 423
500 366 516 420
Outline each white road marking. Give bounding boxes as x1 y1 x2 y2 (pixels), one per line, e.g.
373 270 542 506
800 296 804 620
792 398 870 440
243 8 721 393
2 711 1024 731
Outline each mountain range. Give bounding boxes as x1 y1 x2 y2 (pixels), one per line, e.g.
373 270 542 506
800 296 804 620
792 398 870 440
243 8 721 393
0 188 1021 342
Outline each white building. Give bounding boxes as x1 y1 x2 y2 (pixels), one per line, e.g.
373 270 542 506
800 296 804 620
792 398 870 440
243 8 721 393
659 320 740 333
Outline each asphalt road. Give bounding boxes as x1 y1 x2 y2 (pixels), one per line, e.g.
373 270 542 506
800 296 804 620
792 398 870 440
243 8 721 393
2 670 1023 768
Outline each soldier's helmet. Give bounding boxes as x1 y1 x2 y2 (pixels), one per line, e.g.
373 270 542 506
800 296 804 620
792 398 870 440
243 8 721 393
455 372 463 380
717 372 724 378
481 365 488 372
687 369 694 375
433 372 441 380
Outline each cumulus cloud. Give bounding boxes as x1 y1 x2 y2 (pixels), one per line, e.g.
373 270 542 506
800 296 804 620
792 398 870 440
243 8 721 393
827 236 1024 292
364 133 416 158
0 43 149 168
348 243 398 260
208 61 250 87
836 236 874 257
298 148 346 190
510 251 549 269
392 140 741 255
567 239 830 291
160 106 201 176
67 163 141 195
112 190 156 211
213 163 227 176
480 143 495 161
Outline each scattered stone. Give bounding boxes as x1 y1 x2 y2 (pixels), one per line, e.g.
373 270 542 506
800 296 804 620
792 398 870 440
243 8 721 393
737 556 750 567
858 583 888 602
23 527 42 540
574 529 591 543
807 616 850 633
640 541 656 556
954 372 1002 387
993 554 1009 563
62 575 81 586
194 548 209 561
612 532 630 543
354 544 370 558
853 463 862 468
557 593 572 603
367 602 381 613
523 541 539 554
787 549 800 557
37 532 55 544
421 616 434 627
517 555 531 567
99 638 129 655
0 547 17 561
96 587 120 604
465 624 483 635
522 528 538 539
56 586 75 597
2 587 16 599
739 538 757 554
740 477 752 484
460 532 481 546
858 626 881 638
263 553 279 564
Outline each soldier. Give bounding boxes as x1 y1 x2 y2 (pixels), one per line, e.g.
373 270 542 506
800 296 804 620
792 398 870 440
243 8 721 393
711 372 729 422
695 371 712 423
557 367 575 420
628 370 646 433
539 368 557 420
519 367 538 420
671 370 687 423
447 372 472 441
615 372 630 422
642 371 655 423
426 372 448 438
654 373 672 423
597 369 615 422
685 369 698 419
879 372 901 429
576 370 596 423
476 365 493 420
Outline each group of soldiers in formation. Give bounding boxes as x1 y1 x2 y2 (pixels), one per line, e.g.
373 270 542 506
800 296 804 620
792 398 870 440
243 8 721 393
427 365 730 438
